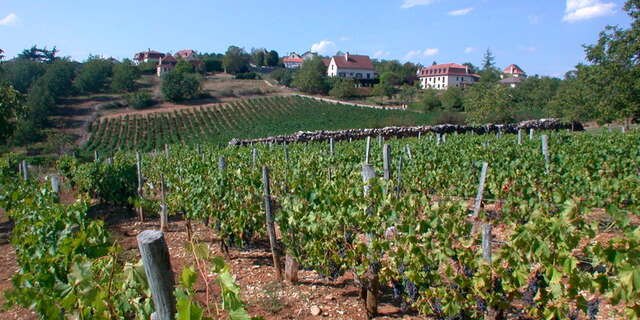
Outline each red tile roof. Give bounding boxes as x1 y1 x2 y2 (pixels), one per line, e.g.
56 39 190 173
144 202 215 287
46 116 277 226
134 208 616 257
322 59 330 67
418 63 474 77
176 50 195 58
331 54 374 70
283 57 304 63
504 64 525 75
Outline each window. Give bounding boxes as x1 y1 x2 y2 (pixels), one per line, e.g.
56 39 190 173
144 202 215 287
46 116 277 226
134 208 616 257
366 73 370 79
356 73 362 78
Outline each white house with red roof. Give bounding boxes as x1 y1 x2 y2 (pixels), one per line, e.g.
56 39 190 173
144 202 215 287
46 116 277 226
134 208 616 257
327 53 376 80
502 64 526 78
283 52 304 69
175 49 197 61
417 63 479 90
133 49 166 65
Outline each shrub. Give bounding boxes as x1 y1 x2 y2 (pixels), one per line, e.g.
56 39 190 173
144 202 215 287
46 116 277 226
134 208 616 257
216 88 236 97
74 58 114 94
235 72 259 80
125 92 154 110
235 87 263 96
111 62 140 92
71 154 137 206
329 78 356 99
161 71 201 102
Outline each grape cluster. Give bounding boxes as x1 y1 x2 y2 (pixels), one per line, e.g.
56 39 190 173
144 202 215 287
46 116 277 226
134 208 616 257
523 272 544 307
370 261 382 273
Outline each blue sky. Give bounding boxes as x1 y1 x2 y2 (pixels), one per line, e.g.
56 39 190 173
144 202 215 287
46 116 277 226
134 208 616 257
0 0 632 77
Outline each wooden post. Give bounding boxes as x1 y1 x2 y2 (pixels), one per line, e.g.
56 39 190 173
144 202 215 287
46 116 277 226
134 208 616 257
160 174 168 232
395 155 403 197
137 230 176 320
405 145 412 160
472 162 489 218
218 156 226 171
51 175 60 194
377 135 382 147
21 160 28 181
436 133 441 145
517 129 522 145
106 157 113 165
621 126 626 134
382 144 391 180
529 128 534 140
442 133 447 143
252 148 257 167
361 164 379 318
418 132 421 140
164 144 169 156
482 223 492 264
94 150 99 162
262 167 282 281
541 135 549 174
284 144 289 163
365 136 371 164
136 152 144 221
329 137 335 157
285 255 299 284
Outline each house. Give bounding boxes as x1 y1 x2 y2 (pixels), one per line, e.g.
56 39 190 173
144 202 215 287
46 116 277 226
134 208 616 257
502 64 526 78
499 77 524 88
417 63 479 90
176 49 197 61
327 52 377 81
157 55 177 76
134 49 166 65
283 52 304 69
301 51 318 60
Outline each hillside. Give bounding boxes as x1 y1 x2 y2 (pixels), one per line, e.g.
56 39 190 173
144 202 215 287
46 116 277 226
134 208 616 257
84 96 435 153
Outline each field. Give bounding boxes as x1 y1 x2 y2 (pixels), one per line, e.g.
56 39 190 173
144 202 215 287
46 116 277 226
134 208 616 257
2 129 639 319
84 96 436 153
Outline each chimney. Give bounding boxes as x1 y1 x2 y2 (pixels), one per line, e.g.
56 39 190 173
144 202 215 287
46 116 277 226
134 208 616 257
344 52 349 61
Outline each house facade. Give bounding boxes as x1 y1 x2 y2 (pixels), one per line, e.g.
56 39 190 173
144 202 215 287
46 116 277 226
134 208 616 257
499 64 527 88
175 49 197 61
327 53 377 81
417 63 479 90
157 55 177 76
134 49 166 65
283 52 304 69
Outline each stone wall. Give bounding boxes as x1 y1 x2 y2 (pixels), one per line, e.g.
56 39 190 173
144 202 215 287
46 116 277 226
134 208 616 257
228 118 583 146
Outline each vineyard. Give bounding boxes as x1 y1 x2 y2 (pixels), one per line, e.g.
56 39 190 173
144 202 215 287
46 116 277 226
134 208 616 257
2 129 640 319
84 96 436 153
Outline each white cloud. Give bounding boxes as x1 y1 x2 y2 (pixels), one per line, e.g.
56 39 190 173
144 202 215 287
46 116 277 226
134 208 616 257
373 50 391 59
339 36 350 41
0 13 18 26
448 7 474 16
404 48 439 61
310 40 337 55
401 0 438 9
528 15 540 24
464 47 476 54
563 0 615 22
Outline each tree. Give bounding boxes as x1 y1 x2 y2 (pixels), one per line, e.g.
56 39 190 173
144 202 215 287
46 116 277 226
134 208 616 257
414 89 441 111
372 82 395 103
0 48 4 61
479 49 500 83
440 87 464 111
577 0 640 124
251 49 266 67
161 71 201 102
266 50 280 67
111 61 140 92
1 59 46 93
292 57 328 94
0 84 22 144
222 46 250 74
463 82 514 123
74 57 114 94
271 68 295 86
329 78 356 99
40 59 76 99
380 72 402 86
203 58 223 72
398 84 418 106
174 60 195 74
548 68 596 123
17 45 58 63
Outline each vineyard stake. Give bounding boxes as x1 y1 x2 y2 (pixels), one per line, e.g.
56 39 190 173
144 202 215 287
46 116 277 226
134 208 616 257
418 132 421 140
361 164 379 318
541 135 549 174
252 148 257 167
517 129 523 145
329 137 335 157
405 145 412 160
396 155 403 197
284 144 289 163
529 128 534 140
472 162 489 218
21 160 28 181
383 144 391 180
443 133 447 143
262 166 283 281
365 136 371 164
50 175 60 195
482 223 492 264
378 135 382 147
164 144 169 156
160 174 168 232
218 156 226 171
136 152 144 221
137 230 176 320
436 133 441 145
